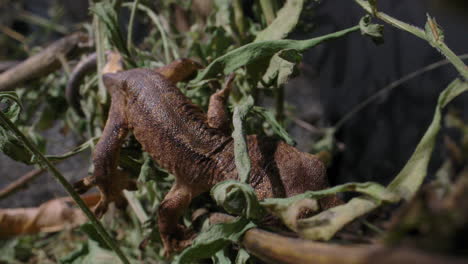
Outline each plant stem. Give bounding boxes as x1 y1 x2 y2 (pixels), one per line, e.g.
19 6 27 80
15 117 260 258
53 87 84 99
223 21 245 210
354 0 468 80
0 111 130 264
127 0 140 54
233 0 246 39
94 14 108 106
122 3 171 64
17 10 68 34
259 0 276 25
334 54 468 131
0 168 45 200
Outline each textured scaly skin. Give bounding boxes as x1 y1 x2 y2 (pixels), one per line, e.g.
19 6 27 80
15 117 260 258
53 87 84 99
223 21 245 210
73 59 341 256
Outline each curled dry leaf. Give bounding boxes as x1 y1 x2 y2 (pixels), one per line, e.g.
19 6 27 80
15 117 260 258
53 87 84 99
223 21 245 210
0 194 100 238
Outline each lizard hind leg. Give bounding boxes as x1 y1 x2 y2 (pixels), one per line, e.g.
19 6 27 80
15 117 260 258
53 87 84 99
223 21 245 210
73 96 136 218
274 142 343 209
93 169 137 218
73 51 135 218
158 184 198 257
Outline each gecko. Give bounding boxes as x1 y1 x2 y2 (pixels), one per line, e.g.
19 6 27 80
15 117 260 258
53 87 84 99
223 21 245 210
71 55 342 256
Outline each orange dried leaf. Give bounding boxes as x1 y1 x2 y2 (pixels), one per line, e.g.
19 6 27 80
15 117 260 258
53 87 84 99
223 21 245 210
0 193 100 238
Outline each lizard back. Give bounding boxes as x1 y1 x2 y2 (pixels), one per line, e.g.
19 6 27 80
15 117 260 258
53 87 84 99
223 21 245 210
105 69 233 183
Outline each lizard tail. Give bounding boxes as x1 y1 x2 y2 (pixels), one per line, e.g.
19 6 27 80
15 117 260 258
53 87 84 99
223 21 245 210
65 52 97 117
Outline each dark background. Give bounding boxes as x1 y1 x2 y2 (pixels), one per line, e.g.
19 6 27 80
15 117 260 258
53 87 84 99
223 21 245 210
288 0 468 186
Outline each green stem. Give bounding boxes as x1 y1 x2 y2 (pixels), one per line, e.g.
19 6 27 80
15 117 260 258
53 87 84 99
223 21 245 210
127 0 140 54
354 0 468 80
233 0 246 39
17 11 68 34
0 111 130 264
435 42 468 80
123 3 171 63
259 0 276 25
94 15 108 106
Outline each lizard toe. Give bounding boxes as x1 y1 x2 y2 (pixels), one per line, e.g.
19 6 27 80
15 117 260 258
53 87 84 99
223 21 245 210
93 198 109 218
73 176 96 194
161 225 195 257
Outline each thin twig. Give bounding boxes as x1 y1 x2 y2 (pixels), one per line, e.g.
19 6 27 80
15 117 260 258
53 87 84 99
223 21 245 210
0 25 27 44
17 10 68 34
292 117 324 135
334 54 468 131
207 213 466 264
0 168 46 200
0 33 89 91
0 61 21 73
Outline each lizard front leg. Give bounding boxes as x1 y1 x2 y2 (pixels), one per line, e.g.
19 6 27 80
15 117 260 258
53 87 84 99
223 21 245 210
155 58 203 83
207 73 235 133
73 98 136 217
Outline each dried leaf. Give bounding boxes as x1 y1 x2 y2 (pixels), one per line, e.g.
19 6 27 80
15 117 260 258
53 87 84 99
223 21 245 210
232 96 254 183
359 15 384 44
254 0 305 42
235 248 251 264
211 180 264 220
262 49 302 88
173 217 255 264
0 92 44 164
0 92 22 122
261 182 398 233
91 2 134 67
388 79 468 199
191 25 360 83
299 79 468 241
0 194 100 238
297 197 379 240
425 14 445 45
252 106 295 145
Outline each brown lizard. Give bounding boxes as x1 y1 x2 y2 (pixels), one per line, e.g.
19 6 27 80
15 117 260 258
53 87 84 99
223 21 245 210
72 55 341 256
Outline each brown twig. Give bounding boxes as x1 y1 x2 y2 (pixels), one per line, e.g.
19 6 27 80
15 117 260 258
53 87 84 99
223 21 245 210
0 168 46 200
243 228 467 264
0 25 27 44
0 32 89 91
0 61 21 73
207 213 467 264
292 117 324 135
